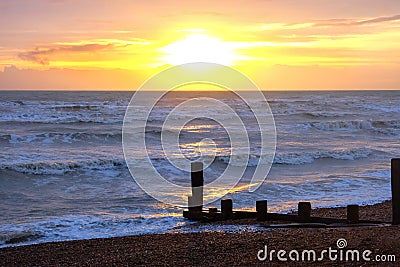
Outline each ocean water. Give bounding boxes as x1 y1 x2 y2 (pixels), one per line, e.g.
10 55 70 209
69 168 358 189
0 90 399 247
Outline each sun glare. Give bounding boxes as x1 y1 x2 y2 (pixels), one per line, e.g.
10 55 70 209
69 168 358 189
159 33 239 66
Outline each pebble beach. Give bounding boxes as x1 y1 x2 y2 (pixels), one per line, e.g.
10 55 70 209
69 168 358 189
1 201 398 266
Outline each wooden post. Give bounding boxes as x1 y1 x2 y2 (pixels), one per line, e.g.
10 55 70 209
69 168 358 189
209 207 218 213
298 202 311 222
189 162 204 213
188 196 193 208
256 200 268 221
392 159 400 225
221 199 233 219
347 205 359 224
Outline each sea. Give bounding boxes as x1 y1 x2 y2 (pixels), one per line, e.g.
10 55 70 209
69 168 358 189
1 90 399 247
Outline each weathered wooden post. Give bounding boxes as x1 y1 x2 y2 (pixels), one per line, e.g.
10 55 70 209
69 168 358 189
256 200 268 221
221 199 233 219
392 159 400 225
347 205 359 224
298 202 311 222
188 161 204 213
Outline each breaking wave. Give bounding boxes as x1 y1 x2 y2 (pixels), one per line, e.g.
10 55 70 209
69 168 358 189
217 147 373 166
0 158 125 175
0 132 120 144
292 120 400 135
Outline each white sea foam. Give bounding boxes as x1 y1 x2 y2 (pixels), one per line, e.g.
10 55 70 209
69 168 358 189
0 213 185 248
0 158 125 175
288 120 400 136
2 147 373 176
1 132 120 144
298 120 373 131
0 100 127 124
275 148 373 164
217 148 373 166
0 113 123 124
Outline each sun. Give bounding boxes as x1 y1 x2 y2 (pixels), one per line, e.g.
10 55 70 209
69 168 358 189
159 33 240 66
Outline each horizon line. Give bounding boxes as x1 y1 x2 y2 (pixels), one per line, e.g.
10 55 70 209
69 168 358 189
0 88 399 92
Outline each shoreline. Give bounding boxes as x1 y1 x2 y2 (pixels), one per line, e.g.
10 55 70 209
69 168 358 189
1 200 398 266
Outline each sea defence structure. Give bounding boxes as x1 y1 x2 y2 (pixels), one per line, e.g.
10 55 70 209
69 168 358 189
183 159 400 226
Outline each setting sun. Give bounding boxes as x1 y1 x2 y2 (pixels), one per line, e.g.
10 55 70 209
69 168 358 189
159 33 242 66
1 1 399 90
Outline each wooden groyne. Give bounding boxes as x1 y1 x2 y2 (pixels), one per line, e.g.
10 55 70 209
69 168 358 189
392 158 400 225
183 159 400 225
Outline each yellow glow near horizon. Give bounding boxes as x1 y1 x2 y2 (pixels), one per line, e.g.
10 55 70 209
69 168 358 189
2 0 400 90
159 33 241 66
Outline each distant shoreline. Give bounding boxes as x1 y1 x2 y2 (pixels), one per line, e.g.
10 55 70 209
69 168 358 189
1 200 398 266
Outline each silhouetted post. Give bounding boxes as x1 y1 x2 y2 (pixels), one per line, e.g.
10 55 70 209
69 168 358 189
256 200 268 221
221 199 233 219
298 202 311 222
209 207 218 213
392 159 400 225
347 205 359 224
189 162 204 213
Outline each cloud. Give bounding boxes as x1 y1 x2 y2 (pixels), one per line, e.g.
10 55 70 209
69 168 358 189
249 22 314 31
315 14 400 26
252 14 400 32
357 14 400 25
0 65 143 90
18 43 114 65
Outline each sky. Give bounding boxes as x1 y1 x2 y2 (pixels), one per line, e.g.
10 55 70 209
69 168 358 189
0 0 400 90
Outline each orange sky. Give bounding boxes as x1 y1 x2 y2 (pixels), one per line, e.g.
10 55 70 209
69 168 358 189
0 0 400 90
